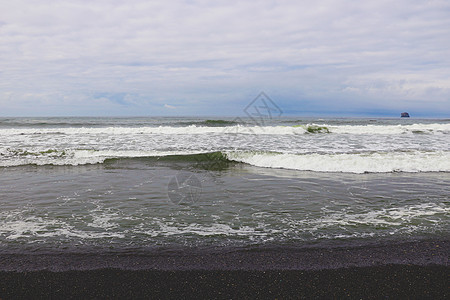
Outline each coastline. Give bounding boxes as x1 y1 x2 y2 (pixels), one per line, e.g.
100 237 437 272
0 239 448 298
0 239 448 272
1 117 448 298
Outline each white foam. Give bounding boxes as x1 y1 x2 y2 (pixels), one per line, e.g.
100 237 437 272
143 221 279 237
0 125 304 136
0 123 448 136
1 122 449 169
313 203 448 228
2 148 450 173
226 150 450 173
0 202 446 244
327 123 450 135
0 211 125 240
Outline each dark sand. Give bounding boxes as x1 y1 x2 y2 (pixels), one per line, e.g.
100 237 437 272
0 266 448 299
0 240 448 299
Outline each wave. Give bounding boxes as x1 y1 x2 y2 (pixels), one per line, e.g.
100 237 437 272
0 123 448 136
0 149 204 167
0 125 303 135
175 119 241 127
226 150 450 173
0 118 243 128
327 123 450 135
2 149 449 173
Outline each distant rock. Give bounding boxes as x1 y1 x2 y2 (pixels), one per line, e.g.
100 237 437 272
401 112 410 117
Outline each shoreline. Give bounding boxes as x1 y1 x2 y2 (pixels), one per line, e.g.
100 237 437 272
0 239 448 298
0 239 447 272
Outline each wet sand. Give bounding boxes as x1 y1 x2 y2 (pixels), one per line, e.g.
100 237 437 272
0 240 448 299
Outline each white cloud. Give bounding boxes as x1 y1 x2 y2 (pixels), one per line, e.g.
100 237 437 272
0 0 449 116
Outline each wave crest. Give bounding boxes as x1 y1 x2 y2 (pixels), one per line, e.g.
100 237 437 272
226 150 450 173
0 123 448 136
2 149 449 173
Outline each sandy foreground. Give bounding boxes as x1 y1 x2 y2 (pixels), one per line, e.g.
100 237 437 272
0 240 448 299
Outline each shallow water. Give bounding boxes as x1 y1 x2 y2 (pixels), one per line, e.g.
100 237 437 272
0 117 448 254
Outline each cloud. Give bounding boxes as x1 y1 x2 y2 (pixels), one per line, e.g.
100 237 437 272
0 0 449 116
164 104 176 109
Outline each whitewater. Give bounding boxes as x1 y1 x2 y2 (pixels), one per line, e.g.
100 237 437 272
0 117 448 253
1 117 449 173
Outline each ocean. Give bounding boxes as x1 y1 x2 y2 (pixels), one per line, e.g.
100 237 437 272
0 116 448 270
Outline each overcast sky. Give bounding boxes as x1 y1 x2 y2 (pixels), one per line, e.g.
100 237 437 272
1 0 449 117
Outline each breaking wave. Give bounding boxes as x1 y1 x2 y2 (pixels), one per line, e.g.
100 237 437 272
1 148 449 173
0 123 449 136
225 150 450 173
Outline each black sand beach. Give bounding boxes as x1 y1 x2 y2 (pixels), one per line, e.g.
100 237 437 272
1 265 448 299
0 240 448 299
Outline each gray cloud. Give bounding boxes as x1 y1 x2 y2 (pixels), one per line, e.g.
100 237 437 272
1 0 449 116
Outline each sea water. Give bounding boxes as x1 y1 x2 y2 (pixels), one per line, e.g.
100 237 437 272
0 117 448 255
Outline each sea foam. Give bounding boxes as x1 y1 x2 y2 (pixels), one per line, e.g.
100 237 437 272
0 123 448 136
225 150 450 173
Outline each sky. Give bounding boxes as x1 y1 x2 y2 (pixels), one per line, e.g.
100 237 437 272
0 0 449 117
